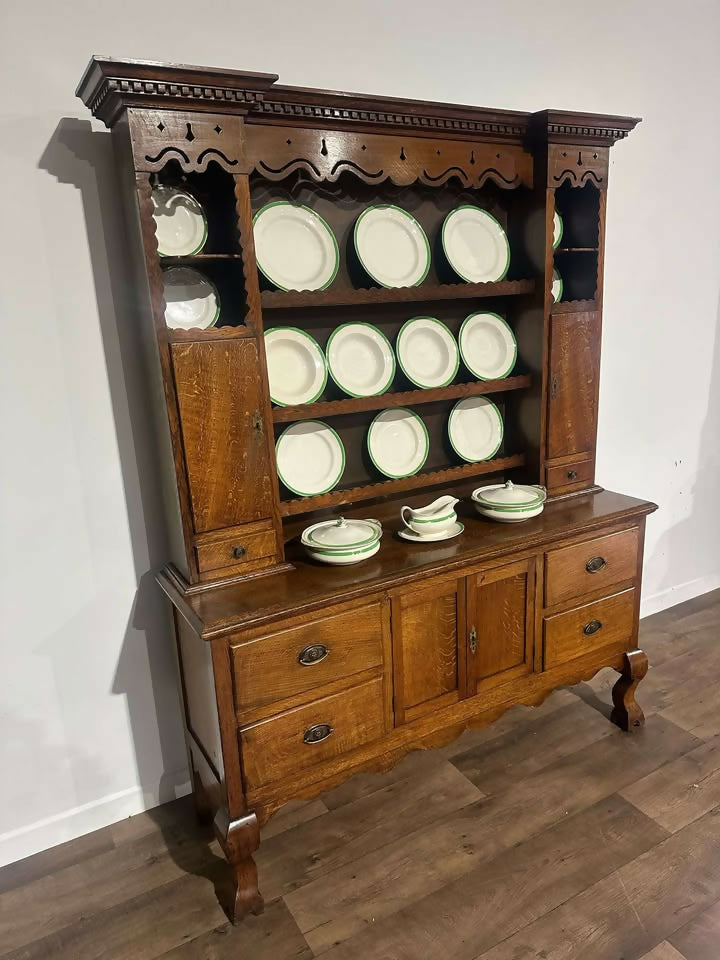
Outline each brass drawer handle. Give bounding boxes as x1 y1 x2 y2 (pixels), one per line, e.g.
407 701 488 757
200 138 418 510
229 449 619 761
232 545 247 559
584 619 602 636
586 556 607 574
298 643 330 666
303 723 334 745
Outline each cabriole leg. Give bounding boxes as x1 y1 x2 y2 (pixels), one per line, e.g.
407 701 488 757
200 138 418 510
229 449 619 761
611 648 648 731
214 809 264 923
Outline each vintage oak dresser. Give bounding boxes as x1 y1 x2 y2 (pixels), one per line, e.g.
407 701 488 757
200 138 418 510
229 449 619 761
77 56 657 922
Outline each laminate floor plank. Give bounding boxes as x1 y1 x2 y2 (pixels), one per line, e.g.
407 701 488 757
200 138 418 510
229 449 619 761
450 698 614 793
668 897 720 959
475 805 720 960
621 735 720 833
660 686 720 741
285 716 698 951
0 822 219 954
0 827 115 896
257 760 483 902
1 863 229 960
155 900 312 960
313 795 667 960
638 944 688 960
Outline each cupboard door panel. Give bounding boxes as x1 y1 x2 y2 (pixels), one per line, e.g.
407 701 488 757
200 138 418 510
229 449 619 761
392 579 464 723
547 311 600 460
172 340 276 533
467 557 535 695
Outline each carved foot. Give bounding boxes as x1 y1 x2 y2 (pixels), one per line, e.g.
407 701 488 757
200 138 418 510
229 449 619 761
214 809 264 923
191 768 214 825
611 649 648 732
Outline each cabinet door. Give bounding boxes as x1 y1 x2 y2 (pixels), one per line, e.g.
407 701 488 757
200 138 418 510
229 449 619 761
547 311 600 460
172 339 276 533
391 578 465 724
466 557 536 696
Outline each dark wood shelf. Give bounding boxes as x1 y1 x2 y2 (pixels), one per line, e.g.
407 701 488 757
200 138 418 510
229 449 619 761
555 247 598 253
161 254 243 265
279 453 526 517
261 278 534 310
165 323 253 342
272 374 532 423
551 299 598 315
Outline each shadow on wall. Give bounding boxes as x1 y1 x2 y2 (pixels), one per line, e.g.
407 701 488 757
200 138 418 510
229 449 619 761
38 119 189 809
645 289 720 603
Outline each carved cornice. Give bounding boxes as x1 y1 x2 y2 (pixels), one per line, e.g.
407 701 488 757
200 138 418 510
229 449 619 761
77 57 641 148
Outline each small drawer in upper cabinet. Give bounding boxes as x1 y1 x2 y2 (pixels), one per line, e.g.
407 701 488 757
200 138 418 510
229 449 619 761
544 527 639 607
543 588 636 669
546 458 594 497
231 602 384 717
195 521 278 576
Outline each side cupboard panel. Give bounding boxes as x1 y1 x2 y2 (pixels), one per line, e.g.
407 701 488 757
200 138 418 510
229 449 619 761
171 339 277 534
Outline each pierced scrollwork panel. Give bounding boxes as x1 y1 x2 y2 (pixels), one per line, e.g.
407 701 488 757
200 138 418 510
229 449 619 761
244 126 533 189
129 109 247 173
548 144 609 189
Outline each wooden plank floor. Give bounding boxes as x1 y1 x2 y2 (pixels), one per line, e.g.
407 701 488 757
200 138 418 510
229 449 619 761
2 589 719 960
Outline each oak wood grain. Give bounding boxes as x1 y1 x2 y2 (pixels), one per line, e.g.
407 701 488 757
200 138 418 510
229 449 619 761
544 526 639 607
543 587 636 668
546 310 601 460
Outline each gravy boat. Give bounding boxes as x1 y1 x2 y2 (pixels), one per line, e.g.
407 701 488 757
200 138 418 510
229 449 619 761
401 495 459 536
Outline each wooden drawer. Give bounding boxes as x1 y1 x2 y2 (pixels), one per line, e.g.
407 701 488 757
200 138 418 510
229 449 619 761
231 603 384 716
543 588 635 669
195 522 277 575
546 458 594 496
240 677 386 786
544 527 638 607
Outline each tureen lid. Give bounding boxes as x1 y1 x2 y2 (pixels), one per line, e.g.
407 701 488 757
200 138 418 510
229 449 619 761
472 481 546 510
301 517 382 550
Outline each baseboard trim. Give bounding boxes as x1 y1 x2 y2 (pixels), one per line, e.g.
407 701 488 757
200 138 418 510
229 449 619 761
641 573 720 619
0 771 191 868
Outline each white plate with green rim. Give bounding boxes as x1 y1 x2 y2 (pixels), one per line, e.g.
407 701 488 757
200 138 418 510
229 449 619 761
162 267 220 330
396 317 459 389
305 540 381 566
367 408 429 479
458 312 517 381
253 202 339 291
441 206 510 283
552 268 563 303
275 420 345 497
327 323 395 397
152 186 208 257
264 327 327 406
553 211 564 250
353 205 431 288
448 396 503 462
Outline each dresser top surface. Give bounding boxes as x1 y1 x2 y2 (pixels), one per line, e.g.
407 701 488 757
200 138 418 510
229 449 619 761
160 489 656 640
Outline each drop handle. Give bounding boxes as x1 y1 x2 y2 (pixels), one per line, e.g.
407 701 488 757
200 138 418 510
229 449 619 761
469 626 477 654
298 643 330 666
583 619 602 636
303 723 334 745
586 556 607 574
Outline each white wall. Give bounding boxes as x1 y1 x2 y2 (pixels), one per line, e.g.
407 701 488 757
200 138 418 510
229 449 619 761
1 0 719 866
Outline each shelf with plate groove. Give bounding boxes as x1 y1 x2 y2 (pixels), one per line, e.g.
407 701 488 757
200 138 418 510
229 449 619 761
555 247 598 254
272 374 532 423
160 253 243 265
279 453 526 517
164 323 253 342
261 278 534 310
